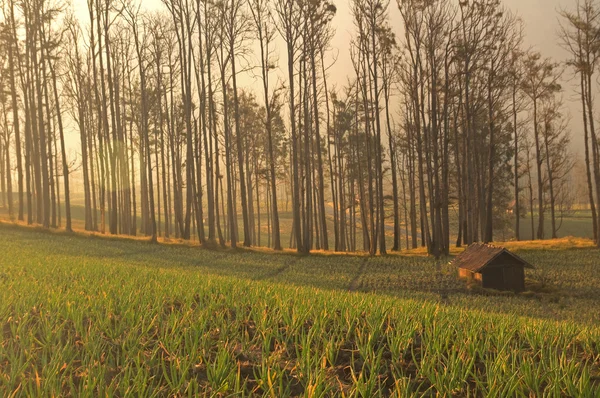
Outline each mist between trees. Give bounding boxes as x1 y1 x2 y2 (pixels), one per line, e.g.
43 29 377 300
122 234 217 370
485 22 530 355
0 0 598 255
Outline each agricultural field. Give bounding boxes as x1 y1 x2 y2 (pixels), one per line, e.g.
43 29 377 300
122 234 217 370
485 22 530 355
1 223 599 396
516 210 596 241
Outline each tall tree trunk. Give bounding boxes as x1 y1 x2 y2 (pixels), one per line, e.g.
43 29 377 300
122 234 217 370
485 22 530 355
585 67 600 247
230 44 251 247
49 59 72 232
513 79 521 240
197 6 215 243
543 121 557 238
7 5 24 221
533 98 544 239
310 38 328 251
284 28 304 253
31 13 50 228
484 64 495 243
385 89 400 251
580 74 597 241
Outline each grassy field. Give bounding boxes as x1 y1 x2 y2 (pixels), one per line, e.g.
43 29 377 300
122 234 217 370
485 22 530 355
1 224 599 396
517 210 596 241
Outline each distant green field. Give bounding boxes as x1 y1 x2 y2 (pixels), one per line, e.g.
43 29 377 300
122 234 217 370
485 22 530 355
0 224 598 396
517 211 596 240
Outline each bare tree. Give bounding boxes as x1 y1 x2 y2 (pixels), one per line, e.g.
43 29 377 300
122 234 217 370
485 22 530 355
521 51 561 240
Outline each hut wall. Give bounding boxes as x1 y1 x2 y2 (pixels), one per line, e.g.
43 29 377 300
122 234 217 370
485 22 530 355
458 268 473 279
480 253 526 291
481 267 505 290
502 266 525 291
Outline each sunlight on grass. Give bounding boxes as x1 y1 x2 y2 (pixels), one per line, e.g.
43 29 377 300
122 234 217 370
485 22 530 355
1 224 599 396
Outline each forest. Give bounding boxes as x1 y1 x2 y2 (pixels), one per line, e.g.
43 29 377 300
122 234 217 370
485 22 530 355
0 0 597 256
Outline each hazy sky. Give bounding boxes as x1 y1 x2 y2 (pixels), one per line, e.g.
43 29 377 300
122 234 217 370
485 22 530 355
70 0 584 153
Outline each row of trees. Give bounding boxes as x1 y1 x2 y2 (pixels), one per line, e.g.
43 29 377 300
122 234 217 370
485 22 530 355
0 0 592 255
399 0 583 256
559 0 600 244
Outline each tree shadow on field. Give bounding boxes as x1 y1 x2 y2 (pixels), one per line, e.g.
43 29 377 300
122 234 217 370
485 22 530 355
348 257 369 292
252 256 304 281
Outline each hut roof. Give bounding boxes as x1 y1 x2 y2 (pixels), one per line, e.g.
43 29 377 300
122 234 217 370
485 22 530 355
452 243 534 272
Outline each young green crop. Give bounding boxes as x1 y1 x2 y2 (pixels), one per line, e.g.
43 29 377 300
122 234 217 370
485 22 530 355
0 225 599 396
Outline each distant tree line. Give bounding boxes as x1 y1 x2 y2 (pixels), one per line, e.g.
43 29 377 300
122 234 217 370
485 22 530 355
0 0 594 254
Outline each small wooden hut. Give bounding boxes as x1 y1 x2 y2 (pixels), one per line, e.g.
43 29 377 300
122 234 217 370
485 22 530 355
452 244 533 292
